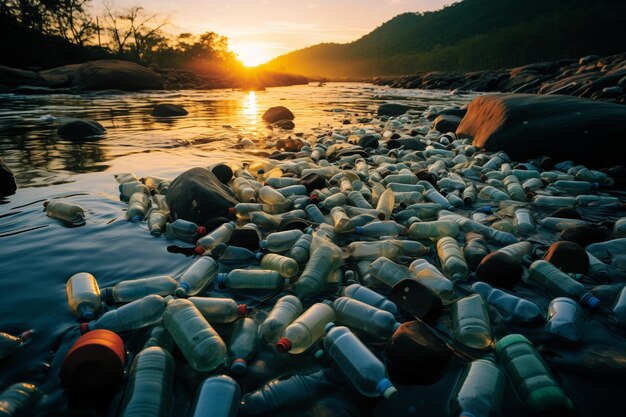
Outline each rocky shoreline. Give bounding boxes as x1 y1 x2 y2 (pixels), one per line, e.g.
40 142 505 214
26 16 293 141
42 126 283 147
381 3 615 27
373 53 626 104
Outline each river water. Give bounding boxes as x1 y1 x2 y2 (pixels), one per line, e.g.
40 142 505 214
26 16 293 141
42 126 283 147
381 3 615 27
0 83 624 417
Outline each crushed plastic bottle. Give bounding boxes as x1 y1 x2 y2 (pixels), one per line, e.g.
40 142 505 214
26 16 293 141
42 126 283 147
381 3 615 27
545 297 583 342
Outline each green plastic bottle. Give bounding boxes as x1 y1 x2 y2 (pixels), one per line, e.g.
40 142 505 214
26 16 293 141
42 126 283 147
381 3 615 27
528 260 600 308
216 269 284 290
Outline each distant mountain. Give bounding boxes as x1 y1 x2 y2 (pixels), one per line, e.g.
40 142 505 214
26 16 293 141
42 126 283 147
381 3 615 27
262 0 626 79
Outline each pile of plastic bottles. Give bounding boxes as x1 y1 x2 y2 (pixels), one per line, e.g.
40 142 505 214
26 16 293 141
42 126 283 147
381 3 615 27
29 105 626 417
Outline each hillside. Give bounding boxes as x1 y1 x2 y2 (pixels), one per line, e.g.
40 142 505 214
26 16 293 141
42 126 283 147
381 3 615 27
262 0 626 79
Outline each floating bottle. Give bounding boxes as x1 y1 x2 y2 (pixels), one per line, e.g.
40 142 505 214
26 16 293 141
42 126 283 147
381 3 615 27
104 275 177 303
260 229 303 252
196 221 236 252
355 221 405 238
343 284 399 315
232 178 257 203
147 210 167 235
258 253 299 278
165 219 206 242
66 272 101 321
126 192 150 222
189 297 246 323
143 176 170 195
176 256 218 297
44 200 85 225
81 295 165 333
188 375 241 417
331 297 400 338
229 318 259 374
261 295 303 344
408 220 459 240
437 237 469 281
528 260 600 308
120 347 174 417
451 293 493 349
276 303 335 354
545 297 583 342
449 357 505 417
216 269 283 290
346 239 428 261
286 233 312 264
0 383 40 417
119 181 149 201
295 236 343 298
211 244 256 262
323 325 398 398
163 298 228 371
495 334 574 414
229 203 263 220
471 281 543 324
514 207 535 234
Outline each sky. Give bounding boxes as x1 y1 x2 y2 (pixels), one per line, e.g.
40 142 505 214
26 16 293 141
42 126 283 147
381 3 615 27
96 0 454 66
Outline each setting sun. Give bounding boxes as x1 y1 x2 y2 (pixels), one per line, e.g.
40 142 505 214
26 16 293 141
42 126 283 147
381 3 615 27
232 43 273 67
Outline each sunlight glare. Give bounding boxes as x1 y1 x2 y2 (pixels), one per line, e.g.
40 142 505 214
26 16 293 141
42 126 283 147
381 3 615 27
232 43 272 67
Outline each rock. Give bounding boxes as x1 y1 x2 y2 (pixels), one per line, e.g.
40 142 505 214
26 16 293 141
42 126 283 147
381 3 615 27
358 134 380 149
579 55 601 66
151 103 188 117
386 137 425 150
274 119 295 130
57 119 106 139
433 114 461 133
70 60 164 91
9 86 75 95
377 103 410 117
39 64 83 88
0 157 17 197
262 106 295 123
276 137 304 152
0 66 49 87
456 93 626 167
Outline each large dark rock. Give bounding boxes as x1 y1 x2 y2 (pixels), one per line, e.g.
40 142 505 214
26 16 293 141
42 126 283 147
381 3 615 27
57 119 106 139
151 103 188 117
377 103 410 117
456 94 626 167
433 114 461 133
70 60 164 91
39 64 83 88
0 66 49 87
262 106 295 123
9 86 75 95
0 157 17 197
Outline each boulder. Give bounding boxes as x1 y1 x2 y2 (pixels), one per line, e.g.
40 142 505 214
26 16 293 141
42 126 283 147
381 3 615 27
70 60 164 91
274 119 295 130
0 66 49 87
456 94 626 167
39 64 83 88
433 114 461 133
262 106 295 123
57 119 106 139
0 157 17 197
377 103 410 117
151 103 188 117
9 86 75 95
358 134 380 149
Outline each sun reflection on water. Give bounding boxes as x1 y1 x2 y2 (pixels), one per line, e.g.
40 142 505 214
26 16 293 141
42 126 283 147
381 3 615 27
242 91 257 120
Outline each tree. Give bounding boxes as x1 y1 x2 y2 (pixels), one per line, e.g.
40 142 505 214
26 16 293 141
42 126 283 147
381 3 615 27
47 0 95 45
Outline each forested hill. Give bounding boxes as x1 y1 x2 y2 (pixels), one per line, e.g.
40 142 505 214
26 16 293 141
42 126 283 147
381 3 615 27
262 0 626 79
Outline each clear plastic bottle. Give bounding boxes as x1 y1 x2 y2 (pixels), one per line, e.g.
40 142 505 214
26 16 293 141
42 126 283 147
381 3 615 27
343 284 399 315
66 272 101 321
211 244 256 262
552 180 597 193
295 236 343 298
126 192 150 222
216 269 283 290
143 325 175 352
514 207 535 234
408 220 459 240
188 375 241 417
532 195 576 208
449 357 505 417
82 294 166 333
383 173 418 185
522 177 543 192
276 303 335 354
487 228 519 246
424 188 454 210
477 185 509 201
176 256 218 297
528 260 600 308
44 200 85 225
471 281 543 323
369 256 413 287
375 188 395 220
143 176 170 195
331 297 400 338
503 175 526 201
163 298 228 371
462 184 477 205
165 219 206 242
408 259 455 303
346 240 428 261
104 275 177 303
496 241 532 262
330 206 354 233
261 295 303 344
451 293 493 349
115 172 139 184
258 253 299 278
304 204 325 223
437 237 469 281
232 178 257 203
147 210 167 236
229 203 263 220
495 334 574 414
229 318 259 374
318 192 347 210
463 236 490 270
266 177 300 188
545 297 583 342
511 169 541 181
120 347 174 417
196 221 236 252
286 233 312 264
323 325 398 399
259 229 303 252
0 383 40 417
189 297 246 323
355 221 405 238
119 181 149 201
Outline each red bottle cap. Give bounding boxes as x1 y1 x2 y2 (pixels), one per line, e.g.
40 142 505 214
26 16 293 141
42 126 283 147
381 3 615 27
79 323 90 334
61 329 125 392
238 304 247 317
43 201 49 208
309 194 320 205
194 246 206 255
276 337 292 353
228 207 236 218
197 226 207 236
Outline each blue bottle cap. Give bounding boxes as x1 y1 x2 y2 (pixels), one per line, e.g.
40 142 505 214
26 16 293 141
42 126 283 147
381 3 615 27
354 226 363 234
376 378 398 399
216 273 227 288
255 252 265 261
82 310 95 321
175 282 190 297
581 293 601 309
230 359 247 375
130 215 142 222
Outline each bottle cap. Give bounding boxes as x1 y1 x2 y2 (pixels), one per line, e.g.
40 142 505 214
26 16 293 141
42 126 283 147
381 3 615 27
255 252 265 261
175 282 190 298
377 211 386 220
238 304 247 317
216 273 227 288
228 221 237 227
194 246 206 255
275 337 292 353
43 201 49 208
81 310 94 321
61 329 125 392
324 322 336 334
354 226 363 234
376 378 398 399
79 323 90 334
130 215 142 222
313 349 325 361
495 333 531 356
197 226 207 236
581 293 601 309
227 207 236 218
259 240 268 249
230 359 247 375
309 194 320 205
102 288 113 301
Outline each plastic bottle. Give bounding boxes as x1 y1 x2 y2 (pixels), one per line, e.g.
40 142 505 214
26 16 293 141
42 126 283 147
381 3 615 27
528 260 600 308
471 282 543 323
147 210 167 235
0 332 28 360
66 272 101 321
449 357 505 417
119 181 149 201
408 220 459 240
165 219 206 242
495 334 574 414
143 176 170 195
408 259 455 303
176 256 218 297
304 204 325 223
538 219 589 232
610 285 626 326
532 195 576 208
323 325 398 398
463 235 490 270
369 256 413 287
188 376 241 417
462 184 477 205
260 229 303 252
82 294 165 333
514 207 535 234
552 180 597 193
0 383 40 417
355 221 405 238
503 175 526 201
120 347 174 417
229 318 259 374
163 298 228 371
545 297 583 343
496 241 532 262
286 233 312 264
266 177 300 188
478 185 509 201
44 200 85 225
331 297 400 338
424 188 454 210
126 192 150 221
511 169 541 181
261 295 303 344
211 244 256 262
375 188 394 220
383 173 418 185
216 269 284 290
232 178 257 203
345 190 372 210
196 221 236 252
318 192 347 210
104 275 177 303
143 325 175 352
276 303 335 354
343 284 399 315
451 293 493 349
258 253 299 278
295 236 343 298
188 297 246 323
229 203 263 220
437 237 469 281
346 240 428 261
329 206 354 233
